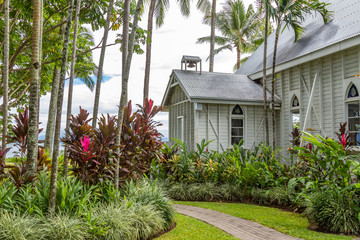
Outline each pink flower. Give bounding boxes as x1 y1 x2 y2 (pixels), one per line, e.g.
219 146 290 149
341 134 346 148
80 136 91 153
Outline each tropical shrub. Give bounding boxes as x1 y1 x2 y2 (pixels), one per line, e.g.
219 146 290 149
306 189 360 234
0 211 41 240
119 99 164 180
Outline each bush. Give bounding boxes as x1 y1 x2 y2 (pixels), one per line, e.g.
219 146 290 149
40 214 89 240
306 189 360 234
0 211 41 240
125 180 174 227
94 202 165 240
251 187 289 207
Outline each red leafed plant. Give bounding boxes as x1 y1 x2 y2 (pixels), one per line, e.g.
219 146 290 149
62 108 120 185
335 122 354 150
119 99 163 180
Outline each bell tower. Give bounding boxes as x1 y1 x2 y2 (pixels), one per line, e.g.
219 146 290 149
181 55 202 74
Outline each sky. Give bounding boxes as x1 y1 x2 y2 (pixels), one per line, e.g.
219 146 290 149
38 0 254 140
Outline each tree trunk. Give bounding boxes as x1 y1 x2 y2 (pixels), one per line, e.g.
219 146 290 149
44 23 65 152
262 0 269 145
1 0 10 167
115 0 142 187
143 0 156 102
92 0 115 128
236 45 241 70
271 26 281 148
49 0 74 212
44 66 60 151
63 0 82 177
37 0 43 127
27 0 42 175
209 0 216 72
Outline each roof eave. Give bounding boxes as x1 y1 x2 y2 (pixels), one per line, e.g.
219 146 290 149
249 34 360 80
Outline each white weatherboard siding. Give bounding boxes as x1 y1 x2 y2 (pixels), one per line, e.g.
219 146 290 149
274 46 360 150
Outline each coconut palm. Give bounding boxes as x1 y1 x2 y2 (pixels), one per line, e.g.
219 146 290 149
63 0 82 177
27 0 42 175
49 0 74 212
92 0 114 127
197 0 265 71
2 0 10 167
269 0 330 147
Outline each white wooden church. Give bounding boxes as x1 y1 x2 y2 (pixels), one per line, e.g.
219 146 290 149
161 0 360 151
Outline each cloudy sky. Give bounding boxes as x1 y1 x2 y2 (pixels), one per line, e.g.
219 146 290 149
39 0 254 139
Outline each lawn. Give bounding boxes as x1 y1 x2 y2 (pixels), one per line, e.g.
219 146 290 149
173 201 357 240
156 213 238 240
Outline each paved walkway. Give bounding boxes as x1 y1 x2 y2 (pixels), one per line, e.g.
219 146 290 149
174 204 302 240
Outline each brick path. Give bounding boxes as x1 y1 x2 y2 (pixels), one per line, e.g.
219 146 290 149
174 204 302 240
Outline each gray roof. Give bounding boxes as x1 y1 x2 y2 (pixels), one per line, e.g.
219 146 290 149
171 69 280 102
236 0 360 76
181 55 201 63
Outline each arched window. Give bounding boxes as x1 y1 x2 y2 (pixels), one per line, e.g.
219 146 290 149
291 95 300 130
346 84 360 145
231 105 244 145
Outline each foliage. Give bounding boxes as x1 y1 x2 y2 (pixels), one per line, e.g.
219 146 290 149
0 211 41 240
119 99 164 180
306 189 360 234
62 108 119 185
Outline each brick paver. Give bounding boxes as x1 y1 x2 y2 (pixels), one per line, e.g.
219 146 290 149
174 204 302 240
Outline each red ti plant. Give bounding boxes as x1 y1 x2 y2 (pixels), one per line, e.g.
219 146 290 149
119 99 164 180
7 108 42 159
335 122 354 151
62 109 120 185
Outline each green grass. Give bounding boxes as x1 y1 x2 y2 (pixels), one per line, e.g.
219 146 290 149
156 213 238 240
173 201 357 240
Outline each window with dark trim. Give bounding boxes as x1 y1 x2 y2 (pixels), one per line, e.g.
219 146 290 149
346 84 360 145
231 105 244 145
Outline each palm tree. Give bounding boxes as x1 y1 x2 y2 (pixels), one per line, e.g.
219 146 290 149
92 0 115 128
197 0 263 71
49 0 74 212
269 0 330 147
116 0 144 187
63 0 82 177
27 0 42 175
209 0 216 72
143 0 170 101
260 0 270 144
1 0 10 167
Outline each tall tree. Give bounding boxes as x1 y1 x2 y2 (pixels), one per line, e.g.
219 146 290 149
27 0 42 175
49 0 74 212
92 0 115 128
116 0 143 187
197 0 264 71
261 0 269 144
209 0 216 72
63 0 82 177
1 0 10 167
269 0 330 147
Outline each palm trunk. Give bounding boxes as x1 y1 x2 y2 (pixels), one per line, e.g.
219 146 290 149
262 0 269 145
37 0 43 127
44 23 65 152
209 0 216 72
44 66 60 151
49 0 74 212
271 26 281 148
115 0 142 187
27 0 42 175
143 0 156 102
236 45 241 70
92 0 115 128
1 0 10 167
63 0 82 177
